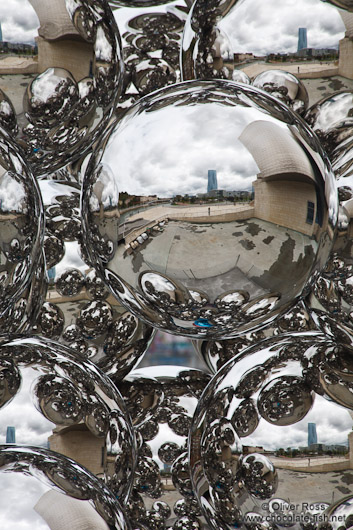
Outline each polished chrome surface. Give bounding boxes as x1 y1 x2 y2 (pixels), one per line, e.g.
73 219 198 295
232 70 251 85
305 91 353 195
81 80 338 339
190 332 353 530
252 70 309 115
118 365 210 528
0 445 128 529
0 126 44 324
0 335 136 502
114 2 188 106
0 0 124 176
180 0 344 83
36 179 155 379
193 301 315 372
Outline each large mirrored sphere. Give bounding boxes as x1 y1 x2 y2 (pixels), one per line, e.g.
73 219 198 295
81 80 338 339
190 332 353 530
0 126 43 320
0 335 135 501
0 445 129 529
0 0 124 176
36 179 155 380
180 0 344 83
118 365 211 528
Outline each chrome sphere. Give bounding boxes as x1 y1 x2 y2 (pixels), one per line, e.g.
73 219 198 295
0 335 135 502
0 0 124 176
36 179 155 380
190 332 353 530
193 301 314 373
0 126 43 323
180 0 344 83
232 70 251 84
115 2 187 104
81 80 338 339
252 70 309 115
118 365 210 528
0 445 129 529
304 91 353 194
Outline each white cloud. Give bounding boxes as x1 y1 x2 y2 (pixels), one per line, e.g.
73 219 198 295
103 101 278 197
219 0 345 55
0 1 39 44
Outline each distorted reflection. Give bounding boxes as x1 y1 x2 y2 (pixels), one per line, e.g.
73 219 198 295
0 336 135 502
190 332 353 530
82 80 338 339
114 2 189 108
0 0 124 175
118 365 210 528
0 445 128 529
37 179 155 379
0 127 43 329
181 0 344 84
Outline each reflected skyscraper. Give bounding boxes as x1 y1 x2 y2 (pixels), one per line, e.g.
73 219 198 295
308 422 317 446
6 426 15 443
207 169 218 192
298 28 307 51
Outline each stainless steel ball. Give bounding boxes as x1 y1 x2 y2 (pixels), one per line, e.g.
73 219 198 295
0 335 136 502
189 332 353 530
0 445 129 529
81 79 338 339
0 0 124 176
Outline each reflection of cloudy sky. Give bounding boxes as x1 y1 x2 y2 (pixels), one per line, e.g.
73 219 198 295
115 0 345 57
0 173 27 213
242 394 353 451
219 0 345 55
0 1 39 44
54 241 88 279
0 367 54 446
0 473 49 529
103 103 268 197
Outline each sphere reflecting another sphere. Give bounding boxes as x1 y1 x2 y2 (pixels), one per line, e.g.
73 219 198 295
82 80 338 339
189 332 353 530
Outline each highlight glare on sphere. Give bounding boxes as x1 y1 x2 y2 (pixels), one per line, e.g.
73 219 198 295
82 80 338 339
189 333 353 530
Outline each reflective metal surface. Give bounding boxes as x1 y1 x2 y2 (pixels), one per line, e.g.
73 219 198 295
180 0 344 84
36 179 155 379
0 0 124 176
0 335 135 501
305 91 353 194
0 445 128 529
193 301 315 373
190 332 353 530
114 2 188 105
252 71 309 115
118 365 210 528
81 80 338 339
0 126 44 324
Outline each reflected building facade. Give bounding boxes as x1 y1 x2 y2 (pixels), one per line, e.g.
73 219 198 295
6 426 15 443
207 169 218 192
298 28 308 52
308 422 318 446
